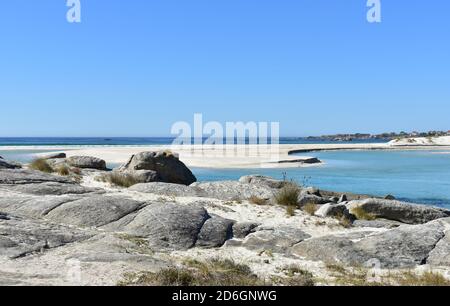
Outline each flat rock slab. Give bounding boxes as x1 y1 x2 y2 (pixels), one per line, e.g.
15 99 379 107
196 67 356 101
0 195 85 219
0 169 73 185
0 182 103 196
46 196 143 227
129 182 200 197
0 216 93 259
191 181 275 201
123 202 210 250
242 226 311 254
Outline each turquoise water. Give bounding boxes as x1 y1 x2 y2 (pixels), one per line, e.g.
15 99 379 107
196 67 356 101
2 148 450 208
194 150 450 209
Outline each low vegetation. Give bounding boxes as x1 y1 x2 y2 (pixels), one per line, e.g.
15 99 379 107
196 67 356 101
55 165 70 176
273 265 315 286
29 158 54 173
302 203 318 216
275 183 300 206
97 172 140 188
351 206 377 221
285 205 296 217
325 264 450 286
248 196 267 205
118 258 264 286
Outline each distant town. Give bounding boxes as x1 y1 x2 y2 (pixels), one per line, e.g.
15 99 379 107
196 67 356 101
307 130 450 142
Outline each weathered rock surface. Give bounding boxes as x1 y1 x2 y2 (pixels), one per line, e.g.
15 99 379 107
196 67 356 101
242 226 311 254
232 222 260 239
0 169 73 185
196 216 234 248
129 182 200 197
298 194 327 206
0 158 21 169
239 175 288 189
122 203 209 250
0 215 93 259
118 151 196 185
1 182 102 196
191 181 275 201
43 153 66 159
347 198 450 224
46 196 143 227
66 156 107 170
293 220 447 268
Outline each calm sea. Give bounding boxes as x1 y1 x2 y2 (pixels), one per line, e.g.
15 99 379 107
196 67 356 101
2 138 449 208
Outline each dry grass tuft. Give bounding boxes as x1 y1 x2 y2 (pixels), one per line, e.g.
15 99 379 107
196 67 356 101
97 172 141 188
29 158 53 173
351 206 377 221
275 184 300 206
248 196 267 205
303 203 318 216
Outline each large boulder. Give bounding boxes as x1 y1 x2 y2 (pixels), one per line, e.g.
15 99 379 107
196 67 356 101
346 198 450 224
118 151 196 185
122 202 209 250
0 158 21 169
66 156 107 170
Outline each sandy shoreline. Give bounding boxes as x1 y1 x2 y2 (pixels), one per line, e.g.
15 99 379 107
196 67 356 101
2 143 450 169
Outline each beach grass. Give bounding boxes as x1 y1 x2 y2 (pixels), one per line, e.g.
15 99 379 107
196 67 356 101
29 158 53 173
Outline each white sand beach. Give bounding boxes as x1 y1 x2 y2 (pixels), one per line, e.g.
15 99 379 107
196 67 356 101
2 141 450 169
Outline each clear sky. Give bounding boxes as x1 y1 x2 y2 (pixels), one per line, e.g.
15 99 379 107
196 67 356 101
0 0 449 137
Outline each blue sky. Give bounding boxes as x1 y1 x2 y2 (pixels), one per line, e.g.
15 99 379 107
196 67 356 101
0 0 449 137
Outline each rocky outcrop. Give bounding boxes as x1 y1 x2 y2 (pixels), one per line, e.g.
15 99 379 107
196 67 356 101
346 198 450 224
66 156 107 170
117 151 196 185
0 158 21 170
293 220 447 268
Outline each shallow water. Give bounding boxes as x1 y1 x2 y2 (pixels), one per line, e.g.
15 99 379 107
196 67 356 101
194 150 450 208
